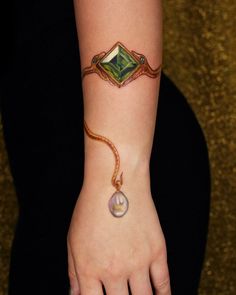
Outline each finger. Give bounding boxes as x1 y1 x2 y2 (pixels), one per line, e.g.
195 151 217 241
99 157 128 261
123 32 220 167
150 260 171 295
67 243 80 295
103 278 129 295
128 268 153 295
79 275 104 295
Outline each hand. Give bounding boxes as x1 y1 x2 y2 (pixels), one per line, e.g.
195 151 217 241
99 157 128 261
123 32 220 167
67 180 171 295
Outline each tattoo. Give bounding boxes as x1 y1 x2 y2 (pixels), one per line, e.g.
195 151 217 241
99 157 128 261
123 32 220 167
82 41 161 88
82 41 159 216
84 120 129 217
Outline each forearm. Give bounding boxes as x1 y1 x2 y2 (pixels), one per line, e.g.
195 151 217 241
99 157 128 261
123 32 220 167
68 4 171 292
73 0 162 190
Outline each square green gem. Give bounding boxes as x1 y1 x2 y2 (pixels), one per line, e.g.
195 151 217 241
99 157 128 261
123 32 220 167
99 44 139 84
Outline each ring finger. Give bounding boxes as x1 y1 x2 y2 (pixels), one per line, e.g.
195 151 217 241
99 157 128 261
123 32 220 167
129 268 153 295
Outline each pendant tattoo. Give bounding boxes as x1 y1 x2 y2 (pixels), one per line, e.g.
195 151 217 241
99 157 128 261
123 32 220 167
84 120 129 217
82 41 161 88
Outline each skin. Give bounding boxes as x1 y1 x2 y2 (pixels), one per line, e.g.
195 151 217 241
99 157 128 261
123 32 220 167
67 0 171 294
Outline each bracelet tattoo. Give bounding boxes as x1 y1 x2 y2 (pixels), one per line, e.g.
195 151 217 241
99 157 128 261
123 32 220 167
83 41 161 217
81 41 161 88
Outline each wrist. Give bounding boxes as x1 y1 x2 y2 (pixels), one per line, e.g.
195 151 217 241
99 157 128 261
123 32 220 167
83 143 151 192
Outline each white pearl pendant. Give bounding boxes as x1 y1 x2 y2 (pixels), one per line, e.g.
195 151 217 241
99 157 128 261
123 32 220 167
108 190 129 217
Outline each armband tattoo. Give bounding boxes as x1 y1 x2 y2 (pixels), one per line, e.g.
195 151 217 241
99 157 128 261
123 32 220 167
82 41 161 87
84 120 129 217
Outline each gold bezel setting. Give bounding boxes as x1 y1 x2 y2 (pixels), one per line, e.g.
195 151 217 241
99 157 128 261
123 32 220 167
82 41 161 87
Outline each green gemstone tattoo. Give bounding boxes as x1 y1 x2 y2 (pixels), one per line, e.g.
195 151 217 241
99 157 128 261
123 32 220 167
82 41 161 87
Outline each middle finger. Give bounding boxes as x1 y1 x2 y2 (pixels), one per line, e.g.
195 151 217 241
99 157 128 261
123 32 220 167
103 277 129 295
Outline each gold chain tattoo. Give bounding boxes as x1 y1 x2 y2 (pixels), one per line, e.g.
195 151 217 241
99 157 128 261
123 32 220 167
83 120 123 191
84 119 129 217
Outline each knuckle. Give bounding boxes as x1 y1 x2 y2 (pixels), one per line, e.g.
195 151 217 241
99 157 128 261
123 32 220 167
106 266 123 279
68 270 77 281
152 242 167 261
129 243 153 269
155 276 170 290
134 256 150 271
77 263 92 278
102 261 125 280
